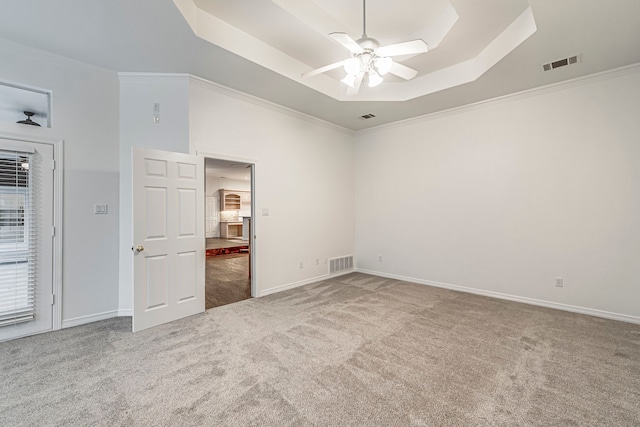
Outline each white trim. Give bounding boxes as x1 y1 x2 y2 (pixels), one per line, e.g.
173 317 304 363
0 37 115 78
0 328 50 343
356 269 640 325
196 151 257 165
257 269 355 297
357 62 640 136
118 72 354 136
198 152 258 298
117 309 132 317
0 131 64 331
62 310 119 329
194 74 354 136
52 140 63 330
118 72 190 83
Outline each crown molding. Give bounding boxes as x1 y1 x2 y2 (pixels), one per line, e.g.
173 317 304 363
187 75 354 136
356 62 640 136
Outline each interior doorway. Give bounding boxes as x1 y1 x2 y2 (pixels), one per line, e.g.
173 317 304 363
204 158 253 309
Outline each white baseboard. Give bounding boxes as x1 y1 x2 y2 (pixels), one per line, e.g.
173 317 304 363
62 310 120 329
117 309 132 317
356 268 640 325
257 269 355 297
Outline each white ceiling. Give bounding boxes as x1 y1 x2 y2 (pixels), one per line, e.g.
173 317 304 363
205 158 251 181
183 0 535 101
0 0 639 131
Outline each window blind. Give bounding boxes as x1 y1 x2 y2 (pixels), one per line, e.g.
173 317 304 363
0 150 35 327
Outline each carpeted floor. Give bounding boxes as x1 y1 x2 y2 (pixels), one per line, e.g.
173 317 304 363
1 273 639 426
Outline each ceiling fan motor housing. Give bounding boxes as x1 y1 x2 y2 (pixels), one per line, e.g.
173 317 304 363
357 37 380 51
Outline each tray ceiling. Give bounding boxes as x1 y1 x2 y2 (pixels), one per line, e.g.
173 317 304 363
0 1 639 131
177 0 536 101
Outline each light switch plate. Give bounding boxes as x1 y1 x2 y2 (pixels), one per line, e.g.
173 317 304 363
94 203 108 214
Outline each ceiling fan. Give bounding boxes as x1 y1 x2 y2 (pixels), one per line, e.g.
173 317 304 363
301 0 429 95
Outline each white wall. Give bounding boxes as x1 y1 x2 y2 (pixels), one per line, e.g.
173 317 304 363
0 39 120 324
118 74 190 313
355 67 640 322
189 77 355 295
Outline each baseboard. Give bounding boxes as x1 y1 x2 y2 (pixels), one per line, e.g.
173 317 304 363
62 310 120 329
356 268 640 325
117 309 132 317
257 269 355 297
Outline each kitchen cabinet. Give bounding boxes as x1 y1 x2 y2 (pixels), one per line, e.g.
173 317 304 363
219 190 241 211
220 222 243 238
241 191 251 211
220 189 251 212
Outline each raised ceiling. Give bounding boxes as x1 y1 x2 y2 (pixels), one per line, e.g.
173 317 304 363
180 0 536 101
0 0 639 131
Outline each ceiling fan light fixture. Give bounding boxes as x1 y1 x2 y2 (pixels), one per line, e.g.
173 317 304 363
375 57 393 75
302 0 427 95
344 57 360 75
368 70 383 88
341 73 357 88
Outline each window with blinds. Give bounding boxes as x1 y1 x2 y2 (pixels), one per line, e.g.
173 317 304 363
0 151 35 327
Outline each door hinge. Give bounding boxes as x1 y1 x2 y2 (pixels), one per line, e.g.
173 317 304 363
51 160 56 170
51 226 55 237
51 294 55 305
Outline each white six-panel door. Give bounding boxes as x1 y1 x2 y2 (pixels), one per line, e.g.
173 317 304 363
132 147 204 332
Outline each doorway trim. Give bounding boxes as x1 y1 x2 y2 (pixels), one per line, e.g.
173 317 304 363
0 129 64 332
199 151 257 298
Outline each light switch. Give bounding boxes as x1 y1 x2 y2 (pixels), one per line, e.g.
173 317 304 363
94 203 108 214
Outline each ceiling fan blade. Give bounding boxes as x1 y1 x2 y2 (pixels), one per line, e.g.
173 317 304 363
376 39 428 57
346 72 364 96
301 60 345 78
388 62 418 80
329 32 364 54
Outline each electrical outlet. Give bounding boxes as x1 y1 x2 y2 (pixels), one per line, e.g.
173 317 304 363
299 261 304 269
555 277 564 287
262 208 269 216
378 255 383 262
315 258 319 265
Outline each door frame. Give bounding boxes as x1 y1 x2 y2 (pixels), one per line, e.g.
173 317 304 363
200 151 257 298
0 129 63 334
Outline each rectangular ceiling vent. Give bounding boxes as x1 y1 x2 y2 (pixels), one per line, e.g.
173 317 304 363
542 54 581 72
359 113 376 120
329 255 354 274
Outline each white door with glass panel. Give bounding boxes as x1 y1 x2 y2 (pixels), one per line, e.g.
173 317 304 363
132 147 205 332
0 139 54 342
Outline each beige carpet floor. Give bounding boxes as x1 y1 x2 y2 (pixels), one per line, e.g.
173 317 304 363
1 273 639 426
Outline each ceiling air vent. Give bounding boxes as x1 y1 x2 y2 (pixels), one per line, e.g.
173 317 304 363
542 54 581 72
359 113 376 120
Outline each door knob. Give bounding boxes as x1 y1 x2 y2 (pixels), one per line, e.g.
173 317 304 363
135 245 144 252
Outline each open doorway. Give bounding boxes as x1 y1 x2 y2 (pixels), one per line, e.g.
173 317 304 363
204 158 253 309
